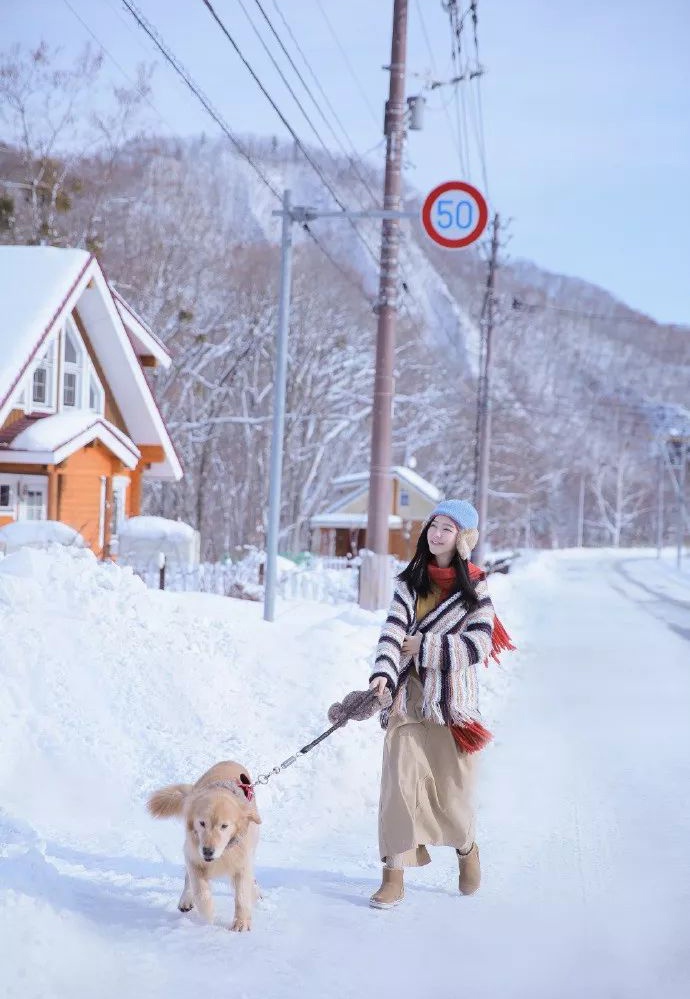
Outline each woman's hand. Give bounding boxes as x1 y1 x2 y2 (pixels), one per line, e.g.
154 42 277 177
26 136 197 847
369 677 389 700
401 633 422 657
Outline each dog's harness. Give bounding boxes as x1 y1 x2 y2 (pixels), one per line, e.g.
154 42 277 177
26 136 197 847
203 778 254 802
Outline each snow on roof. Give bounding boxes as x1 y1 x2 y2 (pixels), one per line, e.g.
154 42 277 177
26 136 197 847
112 288 171 369
330 466 441 503
2 409 140 469
117 515 196 541
0 246 91 408
310 513 403 529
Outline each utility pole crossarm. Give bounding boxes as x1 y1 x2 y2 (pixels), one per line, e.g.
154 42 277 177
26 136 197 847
270 207 417 222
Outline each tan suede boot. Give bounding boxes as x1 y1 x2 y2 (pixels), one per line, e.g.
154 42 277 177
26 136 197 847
457 843 481 895
369 867 404 909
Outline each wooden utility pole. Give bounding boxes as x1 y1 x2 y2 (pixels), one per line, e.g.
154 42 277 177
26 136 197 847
473 213 500 564
359 0 409 610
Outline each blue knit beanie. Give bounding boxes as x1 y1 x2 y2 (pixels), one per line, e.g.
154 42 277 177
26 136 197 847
429 499 479 530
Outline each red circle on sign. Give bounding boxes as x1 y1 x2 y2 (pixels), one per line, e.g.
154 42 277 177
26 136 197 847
421 181 489 249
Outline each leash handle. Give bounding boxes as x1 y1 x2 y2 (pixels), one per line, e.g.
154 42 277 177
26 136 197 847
252 689 377 787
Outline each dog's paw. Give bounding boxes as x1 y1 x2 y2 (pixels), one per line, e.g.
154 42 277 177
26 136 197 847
230 916 252 932
178 900 194 913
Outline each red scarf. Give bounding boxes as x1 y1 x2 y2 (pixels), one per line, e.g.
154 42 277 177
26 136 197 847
428 562 516 664
427 561 516 754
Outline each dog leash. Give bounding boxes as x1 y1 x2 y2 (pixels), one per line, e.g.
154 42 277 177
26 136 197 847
251 688 377 789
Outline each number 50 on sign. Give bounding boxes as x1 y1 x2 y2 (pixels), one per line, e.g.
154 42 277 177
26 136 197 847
421 181 489 249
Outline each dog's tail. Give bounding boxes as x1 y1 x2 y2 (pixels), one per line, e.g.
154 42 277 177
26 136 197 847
147 783 193 819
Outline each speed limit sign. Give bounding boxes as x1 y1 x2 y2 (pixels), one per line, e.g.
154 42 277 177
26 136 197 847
421 181 488 249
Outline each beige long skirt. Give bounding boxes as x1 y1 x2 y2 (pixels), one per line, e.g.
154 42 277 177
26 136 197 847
379 673 476 868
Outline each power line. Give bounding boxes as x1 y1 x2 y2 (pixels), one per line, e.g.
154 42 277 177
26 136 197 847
510 297 676 329
235 0 346 172
468 0 489 194
256 0 381 207
118 0 372 302
60 0 177 135
199 0 381 268
204 1 427 321
313 0 381 129
121 0 281 198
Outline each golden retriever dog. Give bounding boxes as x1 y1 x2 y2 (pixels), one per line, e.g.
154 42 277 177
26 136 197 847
147 760 262 932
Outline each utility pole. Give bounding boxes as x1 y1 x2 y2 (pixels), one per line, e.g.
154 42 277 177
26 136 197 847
359 0 410 611
577 473 585 547
263 189 294 621
473 213 500 565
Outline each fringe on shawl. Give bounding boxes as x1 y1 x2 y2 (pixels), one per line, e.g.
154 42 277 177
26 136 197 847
468 561 516 665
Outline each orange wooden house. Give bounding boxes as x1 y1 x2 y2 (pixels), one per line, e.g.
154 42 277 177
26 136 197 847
0 246 181 556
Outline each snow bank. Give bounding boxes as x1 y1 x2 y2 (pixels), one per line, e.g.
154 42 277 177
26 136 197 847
0 520 85 554
116 515 200 570
0 545 518 997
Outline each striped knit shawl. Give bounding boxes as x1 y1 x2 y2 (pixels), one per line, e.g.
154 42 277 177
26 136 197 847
371 578 495 729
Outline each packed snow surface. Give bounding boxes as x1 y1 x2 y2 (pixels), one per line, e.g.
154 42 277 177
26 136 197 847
1 545 689 998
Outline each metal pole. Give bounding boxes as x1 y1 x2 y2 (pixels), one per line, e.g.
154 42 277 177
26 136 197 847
360 0 409 611
577 473 585 547
474 214 500 565
678 439 687 570
656 447 664 558
264 189 294 622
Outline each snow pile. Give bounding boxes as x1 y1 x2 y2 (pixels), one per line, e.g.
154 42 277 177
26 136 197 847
0 520 85 554
117 515 200 571
118 515 196 542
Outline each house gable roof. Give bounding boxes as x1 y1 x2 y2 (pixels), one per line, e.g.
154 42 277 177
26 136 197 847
330 466 441 504
0 246 181 481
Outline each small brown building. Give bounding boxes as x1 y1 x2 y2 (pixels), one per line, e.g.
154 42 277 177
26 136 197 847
0 246 181 556
310 466 441 561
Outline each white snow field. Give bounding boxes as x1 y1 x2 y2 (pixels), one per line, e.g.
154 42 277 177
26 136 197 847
1 546 689 999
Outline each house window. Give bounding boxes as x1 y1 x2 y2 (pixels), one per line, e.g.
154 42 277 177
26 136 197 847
0 483 12 510
62 323 82 408
88 374 104 413
400 490 410 507
63 371 78 407
32 341 56 408
32 367 47 403
24 488 46 521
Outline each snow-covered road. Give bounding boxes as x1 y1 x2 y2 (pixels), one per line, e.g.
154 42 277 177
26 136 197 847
1 548 689 998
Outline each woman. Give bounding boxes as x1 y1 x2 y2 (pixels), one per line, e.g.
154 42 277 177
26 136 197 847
368 498 510 908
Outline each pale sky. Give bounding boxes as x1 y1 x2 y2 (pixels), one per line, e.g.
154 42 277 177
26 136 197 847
2 0 689 325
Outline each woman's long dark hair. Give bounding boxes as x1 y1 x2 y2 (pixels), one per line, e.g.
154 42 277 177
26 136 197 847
398 521 479 608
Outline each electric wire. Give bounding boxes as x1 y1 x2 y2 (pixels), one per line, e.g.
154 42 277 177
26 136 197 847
222 0 422 314
60 0 177 136
313 0 381 129
256 0 381 207
199 0 381 268
119 0 373 302
468 0 489 195
235 0 351 177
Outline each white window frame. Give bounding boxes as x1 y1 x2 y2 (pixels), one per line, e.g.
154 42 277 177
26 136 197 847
60 317 84 410
29 338 57 412
88 370 105 414
111 475 129 537
16 474 48 522
57 315 105 415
